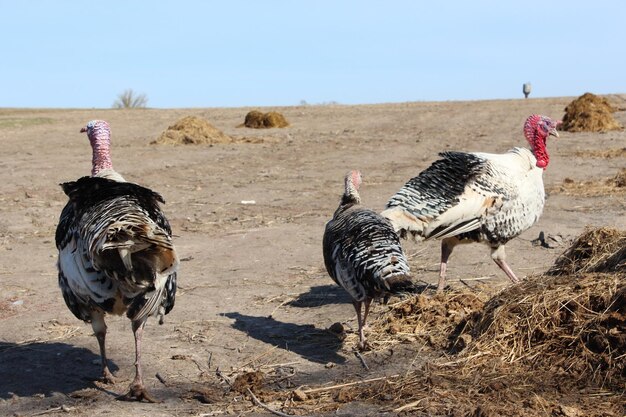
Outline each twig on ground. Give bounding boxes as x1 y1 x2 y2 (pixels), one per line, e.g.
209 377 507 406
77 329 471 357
30 405 73 416
302 375 399 394
156 372 167 386
393 398 425 412
353 350 370 371
246 388 296 417
268 297 296 319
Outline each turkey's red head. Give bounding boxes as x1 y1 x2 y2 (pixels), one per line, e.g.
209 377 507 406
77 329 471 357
523 115 559 169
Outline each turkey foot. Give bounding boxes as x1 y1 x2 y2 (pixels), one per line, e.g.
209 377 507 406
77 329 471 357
100 368 117 384
117 383 159 403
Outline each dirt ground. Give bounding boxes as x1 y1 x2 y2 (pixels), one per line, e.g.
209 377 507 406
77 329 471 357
0 96 625 416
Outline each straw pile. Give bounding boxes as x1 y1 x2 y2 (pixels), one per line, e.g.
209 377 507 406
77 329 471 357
448 228 626 391
561 93 623 132
153 116 234 145
274 227 626 416
242 110 289 128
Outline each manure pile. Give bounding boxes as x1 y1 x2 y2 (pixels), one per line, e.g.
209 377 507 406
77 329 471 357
561 93 623 132
241 110 289 129
259 227 626 417
153 116 234 145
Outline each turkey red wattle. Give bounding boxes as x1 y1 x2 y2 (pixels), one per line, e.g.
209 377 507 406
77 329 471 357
532 138 549 169
523 114 551 169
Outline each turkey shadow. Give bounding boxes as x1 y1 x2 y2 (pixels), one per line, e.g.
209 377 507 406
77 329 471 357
287 283 431 309
0 341 118 398
223 312 346 365
287 284 353 308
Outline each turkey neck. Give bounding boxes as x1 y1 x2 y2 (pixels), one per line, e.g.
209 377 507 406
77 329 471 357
90 132 114 176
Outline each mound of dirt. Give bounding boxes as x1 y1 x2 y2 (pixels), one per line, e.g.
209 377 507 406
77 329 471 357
242 111 289 129
153 116 234 145
561 93 623 132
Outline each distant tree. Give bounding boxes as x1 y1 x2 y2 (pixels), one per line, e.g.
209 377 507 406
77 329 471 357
112 89 148 108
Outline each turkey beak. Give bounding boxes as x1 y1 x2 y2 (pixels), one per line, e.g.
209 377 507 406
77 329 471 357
549 128 559 138
80 127 87 133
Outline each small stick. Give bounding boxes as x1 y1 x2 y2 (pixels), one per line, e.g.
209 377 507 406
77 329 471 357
246 388 295 417
267 297 296 319
353 350 370 371
30 405 73 416
235 345 278 371
302 375 399 394
156 372 167 386
447 276 492 282
394 398 424 412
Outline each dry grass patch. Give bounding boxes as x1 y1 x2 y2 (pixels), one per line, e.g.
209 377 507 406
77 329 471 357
549 169 626 197
572 147 626 159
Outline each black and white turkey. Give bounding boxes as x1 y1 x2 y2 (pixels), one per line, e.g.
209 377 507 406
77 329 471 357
323 170 413 349
381 115 559 292
56 120 178 402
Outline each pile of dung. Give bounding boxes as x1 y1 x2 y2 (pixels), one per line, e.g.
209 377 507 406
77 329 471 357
550 168 626 197
561 93 623 132
242 110 289 129
360 291 486 351
153 116 234 145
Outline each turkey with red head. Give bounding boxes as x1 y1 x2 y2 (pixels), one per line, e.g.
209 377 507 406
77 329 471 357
381 115 559 292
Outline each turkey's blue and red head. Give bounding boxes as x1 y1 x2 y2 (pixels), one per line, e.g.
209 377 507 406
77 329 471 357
81 120 113 176
80 120 110 140
523 115 560 169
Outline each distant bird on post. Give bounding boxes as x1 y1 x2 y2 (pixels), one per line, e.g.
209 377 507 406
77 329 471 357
523 83 532 99
55 120 178 402
381 115 559 292
323 170 413 349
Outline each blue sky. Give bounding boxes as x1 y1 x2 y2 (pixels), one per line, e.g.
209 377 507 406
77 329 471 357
1 1 625 108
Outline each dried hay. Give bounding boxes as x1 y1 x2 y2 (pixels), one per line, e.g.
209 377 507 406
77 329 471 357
549 168 626 197
547 227 626 275
561 93 623 132
350 291 487 351
242 110 289 129
281 228 626 416
153 116 234 145
572 147 626 159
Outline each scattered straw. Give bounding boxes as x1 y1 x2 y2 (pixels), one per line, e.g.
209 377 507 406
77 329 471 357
549 169 626 197
571 147 626 159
